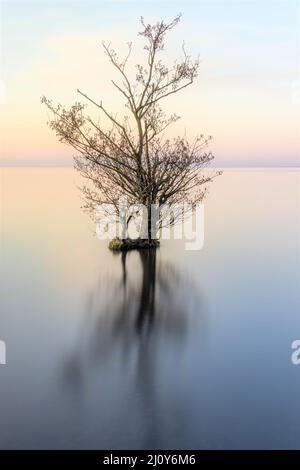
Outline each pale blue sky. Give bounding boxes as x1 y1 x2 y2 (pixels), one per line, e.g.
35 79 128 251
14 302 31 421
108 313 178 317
0 0 299 167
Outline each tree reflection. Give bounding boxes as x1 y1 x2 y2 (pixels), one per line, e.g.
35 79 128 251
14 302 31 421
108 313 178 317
62 250 204 383
61 250 206 446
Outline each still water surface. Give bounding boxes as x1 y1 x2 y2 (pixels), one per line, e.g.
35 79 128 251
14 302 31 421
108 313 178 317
0 168 299 449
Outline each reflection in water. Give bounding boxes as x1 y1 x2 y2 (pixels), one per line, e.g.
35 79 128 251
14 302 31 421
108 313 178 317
63 250 204 381
61 250 205 448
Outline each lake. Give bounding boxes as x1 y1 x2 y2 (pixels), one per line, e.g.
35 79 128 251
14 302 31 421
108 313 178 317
0 168 299 449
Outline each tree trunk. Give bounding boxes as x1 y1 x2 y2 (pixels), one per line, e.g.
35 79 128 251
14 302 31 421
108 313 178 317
148 209 152 241
140 204 159 242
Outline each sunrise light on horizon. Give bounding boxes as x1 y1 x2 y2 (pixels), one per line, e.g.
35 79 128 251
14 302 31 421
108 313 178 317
0 0 299 167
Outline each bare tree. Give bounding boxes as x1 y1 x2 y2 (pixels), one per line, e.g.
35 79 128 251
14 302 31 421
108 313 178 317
41 15 221 245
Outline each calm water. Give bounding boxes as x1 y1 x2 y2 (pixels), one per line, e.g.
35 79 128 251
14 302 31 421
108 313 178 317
0 168 299 449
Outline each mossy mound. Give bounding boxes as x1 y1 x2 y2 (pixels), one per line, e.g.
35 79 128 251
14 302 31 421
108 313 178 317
109 237 160 251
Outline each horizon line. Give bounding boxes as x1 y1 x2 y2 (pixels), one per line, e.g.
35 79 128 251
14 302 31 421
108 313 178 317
1 165 299 171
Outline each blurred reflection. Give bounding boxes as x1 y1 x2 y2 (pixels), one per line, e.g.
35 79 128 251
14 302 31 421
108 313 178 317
61 250 206 446
63 251 203 384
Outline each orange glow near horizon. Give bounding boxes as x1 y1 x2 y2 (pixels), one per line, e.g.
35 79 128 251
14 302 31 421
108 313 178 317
0 2 299 167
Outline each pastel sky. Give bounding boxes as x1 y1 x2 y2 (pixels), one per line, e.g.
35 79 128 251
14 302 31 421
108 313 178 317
0 0 299 167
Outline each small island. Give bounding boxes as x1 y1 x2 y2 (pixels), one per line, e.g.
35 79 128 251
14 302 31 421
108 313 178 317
109 237 160 251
